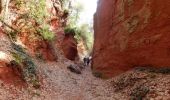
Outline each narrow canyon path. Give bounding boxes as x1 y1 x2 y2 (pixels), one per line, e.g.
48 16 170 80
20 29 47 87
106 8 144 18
35 61 123 100
0 34 169 100
0 59 170 100
0 30 122 100
0 59 124 100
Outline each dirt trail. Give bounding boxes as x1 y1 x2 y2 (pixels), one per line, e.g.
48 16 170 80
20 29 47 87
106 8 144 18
0 33 169 100
0 58 169 100
0 60 123 100
0 30 122 100
33 61 170 100
35 61 123 100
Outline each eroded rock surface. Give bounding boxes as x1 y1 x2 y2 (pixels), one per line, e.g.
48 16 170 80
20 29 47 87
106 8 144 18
61 33 78 61
93 0 170 77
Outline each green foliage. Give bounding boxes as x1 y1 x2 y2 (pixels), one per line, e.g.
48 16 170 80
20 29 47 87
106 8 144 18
27 0 48 24
38 25 54 41
14 0 52 25
27 0 55 41
13 0 53 41
64 27 76 36
15 0 25 8
78 24 94 51
65 1 94 53
67 1 84 27
64 23 94 53
11 52 23 64
63 9 69 15
11 43 40 88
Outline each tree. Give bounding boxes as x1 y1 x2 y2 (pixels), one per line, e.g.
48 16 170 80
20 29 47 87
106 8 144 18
0 0 11 23
67 1 84 27
78 24 94 52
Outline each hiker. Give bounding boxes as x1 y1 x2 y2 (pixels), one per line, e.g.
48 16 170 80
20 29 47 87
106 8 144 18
83 56 91 66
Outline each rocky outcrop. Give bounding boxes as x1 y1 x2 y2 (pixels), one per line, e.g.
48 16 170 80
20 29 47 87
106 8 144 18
18 32 58 62
0 30 26 87
92 0 170 78
61 33 78 61
77 40 88 60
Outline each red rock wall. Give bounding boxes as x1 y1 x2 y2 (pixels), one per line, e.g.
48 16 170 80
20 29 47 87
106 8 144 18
61 34 78 61
19 32 58 62
0 29 26 87
92 0 170 77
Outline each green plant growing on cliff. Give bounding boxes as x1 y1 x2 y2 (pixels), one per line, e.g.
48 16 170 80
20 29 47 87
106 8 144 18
15 0 25 8
26 0 55 41
64 1 83 37
12 0 48 23
14 0 52 41
64 25 94 52
64 27 77 36
64 1 94 53
78 24 94 52
10 43 40 88
38 24 55 41
27 0 49 24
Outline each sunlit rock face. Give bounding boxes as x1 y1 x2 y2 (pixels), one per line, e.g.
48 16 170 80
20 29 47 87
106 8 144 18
18 32 58 62
0 29 12 63
77 40 88 60
92 0 170 78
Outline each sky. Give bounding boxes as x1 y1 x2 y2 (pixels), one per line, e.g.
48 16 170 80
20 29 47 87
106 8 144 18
76 0 98 25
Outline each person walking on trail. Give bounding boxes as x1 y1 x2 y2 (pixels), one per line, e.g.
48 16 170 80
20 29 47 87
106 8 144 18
83 56 91 66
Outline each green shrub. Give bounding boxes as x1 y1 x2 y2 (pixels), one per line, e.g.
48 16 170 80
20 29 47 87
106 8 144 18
38 25 54 41
28 0 48 24
15 0 25 8
64 27 76 36
10 43 40 88
13 0 54 42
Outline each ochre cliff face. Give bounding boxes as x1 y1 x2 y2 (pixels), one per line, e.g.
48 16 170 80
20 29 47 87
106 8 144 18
18 32 58 62
92 0 170 78
0 30 26 87
61 34 78 61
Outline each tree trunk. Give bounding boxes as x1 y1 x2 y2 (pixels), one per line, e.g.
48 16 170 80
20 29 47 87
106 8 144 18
0 0 10 23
